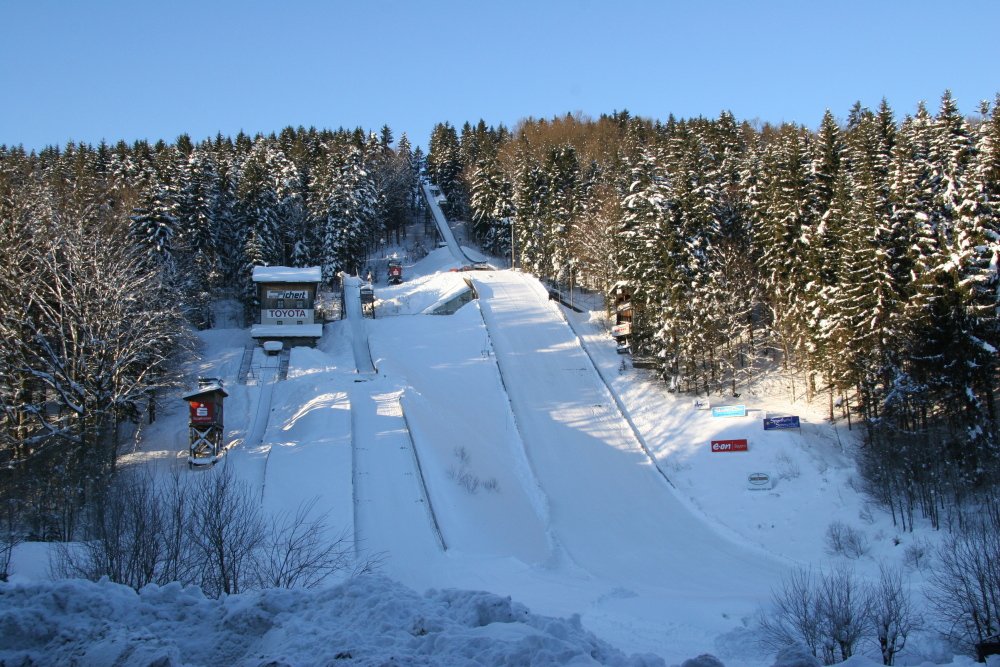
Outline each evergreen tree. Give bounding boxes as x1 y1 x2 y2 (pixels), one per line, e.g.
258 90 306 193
129 184 179 277
753 124 817 376
544 144 580 283
512 148 546 274
617 135 671 365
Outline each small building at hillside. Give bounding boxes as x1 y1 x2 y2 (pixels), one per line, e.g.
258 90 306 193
251 266 323 347
610 281 634 354
183 378 228 466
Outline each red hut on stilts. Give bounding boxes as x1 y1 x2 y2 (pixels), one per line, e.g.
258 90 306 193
183 378 228 467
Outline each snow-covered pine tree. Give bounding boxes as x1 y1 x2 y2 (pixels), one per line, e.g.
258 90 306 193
659 121 718 393
312 143 379 283
544 144 580 285
427 122 463 218
826 102 899 422
752 124 817 380
129 183 179 278
469 144 514 258
172 148 222 326
617 130 672 370
512 148 546 275
878 93 989 518
949 96 1000 481
697 114 759 395
235 138 282 306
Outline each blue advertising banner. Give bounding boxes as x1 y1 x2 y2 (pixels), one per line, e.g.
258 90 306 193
763 415 801 430
711 404 747 418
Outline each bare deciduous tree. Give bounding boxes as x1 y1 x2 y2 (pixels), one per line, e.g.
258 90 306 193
54 468 166 590
759 566 872 665
186 467 266 597
255 499 354 589
868 562 920 665
816 565 869 664
925 504 1000 652
0 496 24 582
758 568 823 659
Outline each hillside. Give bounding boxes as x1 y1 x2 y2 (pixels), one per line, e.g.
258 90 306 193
2 242 967 667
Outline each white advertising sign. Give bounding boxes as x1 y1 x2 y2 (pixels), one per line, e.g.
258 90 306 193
611 322 631 337
746 472 774 491
261 308 314 324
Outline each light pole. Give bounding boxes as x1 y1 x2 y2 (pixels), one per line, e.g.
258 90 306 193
508 217 516 270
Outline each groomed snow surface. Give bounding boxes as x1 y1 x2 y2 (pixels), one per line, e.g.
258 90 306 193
0 246 980 667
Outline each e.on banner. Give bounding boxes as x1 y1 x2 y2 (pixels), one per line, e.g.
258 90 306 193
711 439 749 452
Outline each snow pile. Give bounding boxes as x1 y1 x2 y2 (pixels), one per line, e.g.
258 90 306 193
0 575 664 667
375 268 471 316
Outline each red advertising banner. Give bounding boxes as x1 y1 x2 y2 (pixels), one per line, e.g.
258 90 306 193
189 401 215 425
711 439 749 452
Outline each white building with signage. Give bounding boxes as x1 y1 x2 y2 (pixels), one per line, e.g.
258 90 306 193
251 266 323 347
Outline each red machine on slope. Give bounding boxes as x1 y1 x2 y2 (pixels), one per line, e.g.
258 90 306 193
387 260 403 285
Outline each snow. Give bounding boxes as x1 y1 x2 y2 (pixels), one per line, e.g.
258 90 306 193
251 265 322 283
250 323 324 338
0 576 662 667
0 238 976 666
181 382 227 400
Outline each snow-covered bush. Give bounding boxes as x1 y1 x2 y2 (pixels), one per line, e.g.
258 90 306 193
825 521 869 559
53 467 364 596
902 538 932 571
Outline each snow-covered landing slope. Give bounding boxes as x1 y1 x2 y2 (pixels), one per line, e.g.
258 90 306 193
473 270 787 598
369 302 553 566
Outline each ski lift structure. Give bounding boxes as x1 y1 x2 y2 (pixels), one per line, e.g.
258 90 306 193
183 378 228 467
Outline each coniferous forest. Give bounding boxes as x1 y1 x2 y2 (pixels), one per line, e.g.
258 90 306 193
426 92 1000 531
1 92 998 542
0 126 420 538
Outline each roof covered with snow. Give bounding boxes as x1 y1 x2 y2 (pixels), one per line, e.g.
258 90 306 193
252 266 322 283
181 383 227 401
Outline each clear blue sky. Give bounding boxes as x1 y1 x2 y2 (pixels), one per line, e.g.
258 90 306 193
2 0 998 152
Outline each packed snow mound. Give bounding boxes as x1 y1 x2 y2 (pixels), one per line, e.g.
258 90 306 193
0 575 665 667
376 269 473 316
408 246 462 278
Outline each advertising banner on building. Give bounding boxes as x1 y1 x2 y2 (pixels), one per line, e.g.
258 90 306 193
189 401 214 425
712 404 747 418
611 322 631 337
711 439 749 452
262 308 314 324
266 289 309 300
763 415 801 430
